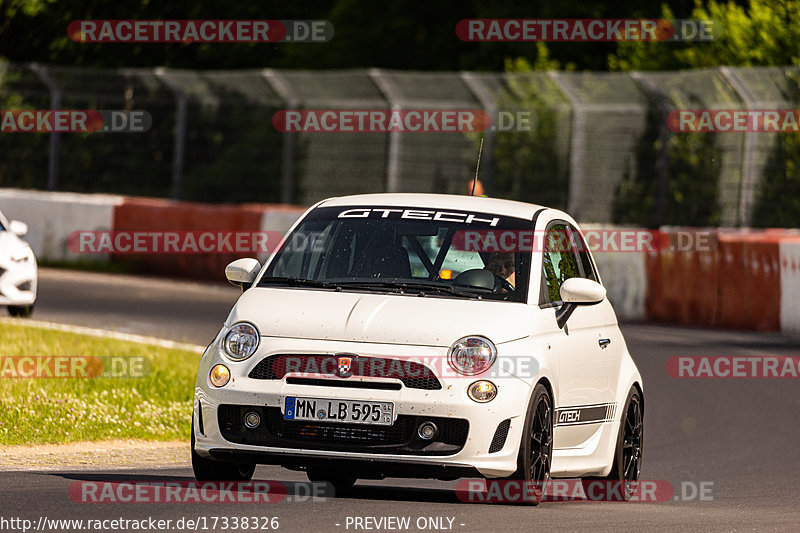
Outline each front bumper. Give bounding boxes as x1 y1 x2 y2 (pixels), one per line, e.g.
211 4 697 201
193 337 533 479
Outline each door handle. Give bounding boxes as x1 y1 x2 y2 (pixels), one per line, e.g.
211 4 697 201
598 338 611 349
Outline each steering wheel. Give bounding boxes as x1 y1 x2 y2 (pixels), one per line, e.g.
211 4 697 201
492 274 515 294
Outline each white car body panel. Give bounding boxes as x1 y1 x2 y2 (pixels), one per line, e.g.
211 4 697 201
228 288 532 346
0 210 37 307
194 193 643 480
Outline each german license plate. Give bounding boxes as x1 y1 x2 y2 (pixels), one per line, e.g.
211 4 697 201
283 396 394 425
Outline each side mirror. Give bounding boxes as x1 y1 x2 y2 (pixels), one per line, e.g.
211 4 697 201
556 278 606 329
225 258 262 290
8 220 28 237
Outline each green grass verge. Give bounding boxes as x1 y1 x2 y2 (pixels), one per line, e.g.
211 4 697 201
0 322 199 445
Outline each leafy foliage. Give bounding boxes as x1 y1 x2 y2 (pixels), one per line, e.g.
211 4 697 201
0 0 694 71
611 1 800 71
475 52 572 208
610 0 800 227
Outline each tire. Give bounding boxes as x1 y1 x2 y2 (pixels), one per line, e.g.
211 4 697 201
8 304 33 318
502 383 553 505
306 467 357 495
587 387 643 502
191 417 256 482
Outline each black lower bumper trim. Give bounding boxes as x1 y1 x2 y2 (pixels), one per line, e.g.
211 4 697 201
208 448 481 481
218 404 469 456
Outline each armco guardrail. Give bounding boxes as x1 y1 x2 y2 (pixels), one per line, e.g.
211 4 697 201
1 188 798 334
780 238 800 335
0 188 305 279
110 196 301 279
646 228 800 335
0 188 123 262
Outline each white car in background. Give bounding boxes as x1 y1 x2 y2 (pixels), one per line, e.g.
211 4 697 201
0 210 37 317
192 193 644 504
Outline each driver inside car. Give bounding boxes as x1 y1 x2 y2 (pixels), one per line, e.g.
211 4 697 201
484 251 516 288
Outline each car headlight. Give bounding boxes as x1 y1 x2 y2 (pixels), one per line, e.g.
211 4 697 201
448 335 497 375
223 322 260 361
10 247 33 263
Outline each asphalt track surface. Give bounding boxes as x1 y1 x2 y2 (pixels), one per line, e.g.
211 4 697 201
3 268 800 531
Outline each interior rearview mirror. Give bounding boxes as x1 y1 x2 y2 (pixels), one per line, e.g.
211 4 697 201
225 258 262 290
556 277 607 329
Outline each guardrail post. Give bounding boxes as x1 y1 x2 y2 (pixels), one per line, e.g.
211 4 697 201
368 68 402 193
630 72 671 228
30 63 62 191
155 68 187 200
547 72 584 214
719 66 759 227
262 69 297 205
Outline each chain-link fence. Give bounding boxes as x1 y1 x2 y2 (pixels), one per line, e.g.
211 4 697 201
2 62 800 226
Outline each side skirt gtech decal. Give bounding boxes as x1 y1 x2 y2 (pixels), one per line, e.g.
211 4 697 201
554 403 616 427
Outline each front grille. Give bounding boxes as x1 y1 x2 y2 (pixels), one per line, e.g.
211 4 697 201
248 354 442 390
489 419 511 453
218 404 468 455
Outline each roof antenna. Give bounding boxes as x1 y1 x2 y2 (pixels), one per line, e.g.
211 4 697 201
471 137 484 196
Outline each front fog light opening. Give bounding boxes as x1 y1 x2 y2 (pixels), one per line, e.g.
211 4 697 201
209 364 230 387
468 380 497 403
417 421 439 440
244 411 261 429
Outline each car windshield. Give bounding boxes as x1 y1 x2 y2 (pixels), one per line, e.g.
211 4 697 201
260 205 532 302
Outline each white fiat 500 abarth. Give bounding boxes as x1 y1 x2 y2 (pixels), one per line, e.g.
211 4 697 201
0 209 37 317
192 193 643 503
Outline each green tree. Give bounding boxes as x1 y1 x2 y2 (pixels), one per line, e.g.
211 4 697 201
610 1 800 71
474 48 573 207
1 0 697 72
610 0 800 227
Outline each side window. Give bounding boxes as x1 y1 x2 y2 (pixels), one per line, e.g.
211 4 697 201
541 223 580 304
569 226 598 282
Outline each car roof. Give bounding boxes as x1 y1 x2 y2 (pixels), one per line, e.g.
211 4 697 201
316 193 551 220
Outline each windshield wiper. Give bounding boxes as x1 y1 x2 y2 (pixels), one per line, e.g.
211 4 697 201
257 276 342 290
337 280 482 299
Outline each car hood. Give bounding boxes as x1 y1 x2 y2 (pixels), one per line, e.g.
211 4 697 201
227 287 532 347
